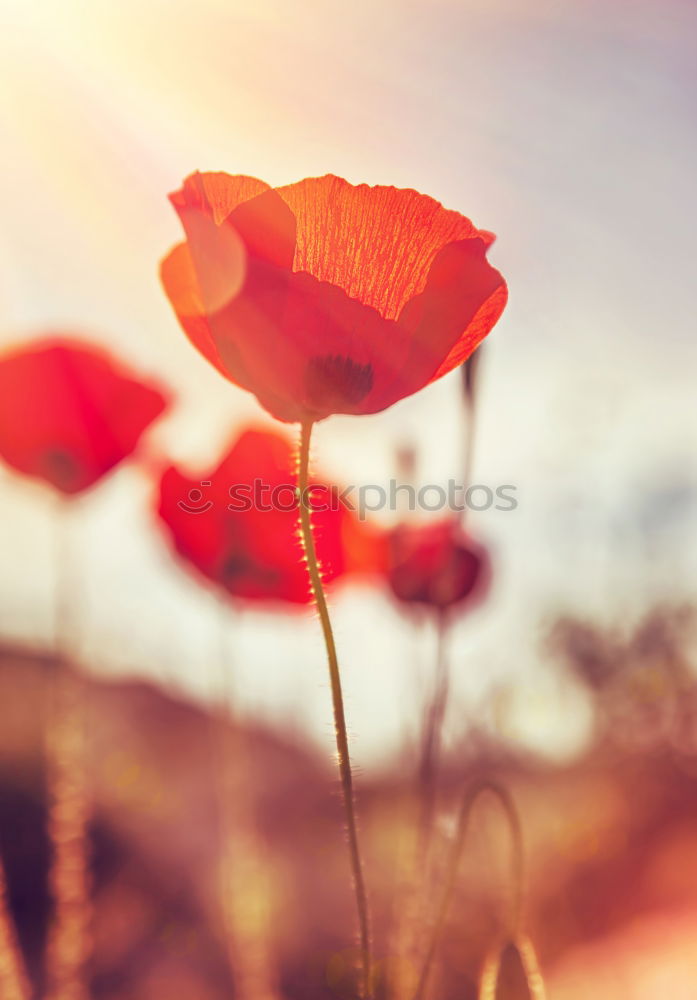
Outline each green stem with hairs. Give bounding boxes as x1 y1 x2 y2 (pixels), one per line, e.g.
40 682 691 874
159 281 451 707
297 421 373 1000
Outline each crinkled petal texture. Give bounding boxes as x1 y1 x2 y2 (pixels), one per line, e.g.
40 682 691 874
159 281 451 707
161 172 507 422
386 519 490 614
156 427 384 606
0 339 168 494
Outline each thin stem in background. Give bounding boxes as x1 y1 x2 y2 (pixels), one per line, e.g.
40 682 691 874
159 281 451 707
386 618 450 1000
210 596 282 1000
413 779 524 1000
416 615 450 858
460 349 483 527
296 421 373 1000
478 935 547 999
45 500 91 1000
0 857 30 1000
461 397 477 518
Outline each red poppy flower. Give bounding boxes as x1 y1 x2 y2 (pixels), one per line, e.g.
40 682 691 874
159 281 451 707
385 518 490 614
160 172 507 423
0 339 168 495
156 427 384 605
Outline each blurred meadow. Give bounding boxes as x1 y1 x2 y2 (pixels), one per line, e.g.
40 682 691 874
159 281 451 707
1 0 697 997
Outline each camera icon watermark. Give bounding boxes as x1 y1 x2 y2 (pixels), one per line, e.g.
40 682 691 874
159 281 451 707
176 481 214 514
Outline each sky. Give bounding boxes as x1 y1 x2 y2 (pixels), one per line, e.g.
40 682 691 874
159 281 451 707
0 0 696 768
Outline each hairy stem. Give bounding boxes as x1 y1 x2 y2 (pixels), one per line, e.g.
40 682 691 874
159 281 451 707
413 779 523 1000
297 421 372 1000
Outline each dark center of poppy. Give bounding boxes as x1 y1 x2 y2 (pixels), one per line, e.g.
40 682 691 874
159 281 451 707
221 551 279 588
221 552 254 582
40 448 81 490
305 355 374 412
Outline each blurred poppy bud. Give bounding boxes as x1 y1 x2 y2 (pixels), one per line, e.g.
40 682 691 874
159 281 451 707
385 518 490 614
395 441 418 484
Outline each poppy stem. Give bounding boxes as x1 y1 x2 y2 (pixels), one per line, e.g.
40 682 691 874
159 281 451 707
416 614 450 857
46 500 92 1000
296 421 373 1000
412 778 524 1000
462 397 476 520
478 935 547 1000
460 349 483 515
0 857 30 1000
211 597 281 1000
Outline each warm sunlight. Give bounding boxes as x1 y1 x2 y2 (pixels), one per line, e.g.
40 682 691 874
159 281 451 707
1 0 695 997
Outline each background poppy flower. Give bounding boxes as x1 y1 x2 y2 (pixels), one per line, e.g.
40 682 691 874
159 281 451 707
0 339 168 495
388 520 492 872
161 172 507 423
156 427 383 605
386 518 490 614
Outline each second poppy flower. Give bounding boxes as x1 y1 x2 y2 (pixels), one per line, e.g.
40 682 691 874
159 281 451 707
157 427 383 605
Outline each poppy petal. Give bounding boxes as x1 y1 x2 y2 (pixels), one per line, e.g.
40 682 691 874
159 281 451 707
430 280 507 380
162 171 508 421
166 187 304 418
276 175 492 319
166 196 395 421
169 171 270 225
169 175 294 320
156 427 379 605
172 195 247 317
160 242 222 372
159 241 275 408
227 190 297 271
214 266 409 421
0 340 168 494
397 237 508 388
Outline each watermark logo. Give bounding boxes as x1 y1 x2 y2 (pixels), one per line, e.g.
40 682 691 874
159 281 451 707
176 480 214 514
176 479 518 519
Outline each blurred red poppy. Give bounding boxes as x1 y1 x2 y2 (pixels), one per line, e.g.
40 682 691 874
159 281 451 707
156 428 385 605
160 172 507 423
386 518 490 614
0 339 168 495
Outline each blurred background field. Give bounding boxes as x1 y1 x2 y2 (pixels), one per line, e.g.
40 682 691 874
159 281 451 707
1 0 696 764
